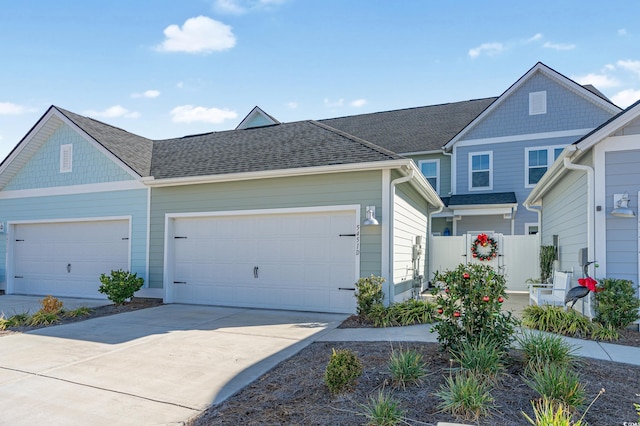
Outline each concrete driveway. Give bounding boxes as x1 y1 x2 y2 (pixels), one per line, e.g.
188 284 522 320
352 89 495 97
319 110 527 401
0 304 347 426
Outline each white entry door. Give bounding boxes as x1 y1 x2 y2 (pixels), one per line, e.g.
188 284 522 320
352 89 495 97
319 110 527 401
168 209 359 313
11 219 130 298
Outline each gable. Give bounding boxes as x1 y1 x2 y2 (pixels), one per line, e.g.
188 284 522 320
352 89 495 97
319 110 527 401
613 115 640 137
3 122 135 191
460 72 616 141
235 106 280 130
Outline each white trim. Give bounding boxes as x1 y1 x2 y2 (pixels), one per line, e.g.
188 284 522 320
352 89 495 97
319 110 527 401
451 146 457 194
60 144 73 173
6 216 132 295
163 205 361 305
468 151 493 191
529 91 547 115
418 158 440 194
452 128 592 149
525 144 567 188
381 169 391 292
145 187 151 288
0 180 146 199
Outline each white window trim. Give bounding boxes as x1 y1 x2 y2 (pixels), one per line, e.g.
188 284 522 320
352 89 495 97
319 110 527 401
524 145 566 188
418 159 440 194
529 91 547 115
60 144 73 173
525 222 539 235
468 151 493 191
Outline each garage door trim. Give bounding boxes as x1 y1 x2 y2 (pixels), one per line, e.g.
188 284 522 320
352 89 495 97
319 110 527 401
163 205 362 307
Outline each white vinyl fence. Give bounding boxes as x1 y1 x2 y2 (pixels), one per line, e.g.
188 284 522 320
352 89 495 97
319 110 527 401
429 233 540 292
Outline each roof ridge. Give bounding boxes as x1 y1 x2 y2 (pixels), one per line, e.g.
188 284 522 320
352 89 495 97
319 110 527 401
54 106 153 141
309 120 403 159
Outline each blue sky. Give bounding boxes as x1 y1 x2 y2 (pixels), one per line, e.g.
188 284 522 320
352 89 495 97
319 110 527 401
1 0 639 158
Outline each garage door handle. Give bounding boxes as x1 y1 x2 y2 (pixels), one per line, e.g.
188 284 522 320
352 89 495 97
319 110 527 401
338 287 355 291
14 276 23 279
339 234 356 237
254 266 259 278
173 281 187 284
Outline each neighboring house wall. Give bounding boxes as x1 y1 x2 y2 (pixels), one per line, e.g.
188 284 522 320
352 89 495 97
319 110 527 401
408 153 451 196
456 215 512 236
540 162 591 283
148 171 384 289
613 116 640 136
393 182 429 301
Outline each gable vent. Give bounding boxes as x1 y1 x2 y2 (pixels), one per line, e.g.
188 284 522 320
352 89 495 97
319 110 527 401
60 144 73 173
529 91 547 115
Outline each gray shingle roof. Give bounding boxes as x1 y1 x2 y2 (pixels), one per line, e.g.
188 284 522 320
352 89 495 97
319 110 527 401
319 97 497 154
150 120 403 180
55 107 154 177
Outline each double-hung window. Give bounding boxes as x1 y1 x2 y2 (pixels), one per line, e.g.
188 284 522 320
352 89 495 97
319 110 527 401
525 146 564 187
419 159 439 193
469 152 492 190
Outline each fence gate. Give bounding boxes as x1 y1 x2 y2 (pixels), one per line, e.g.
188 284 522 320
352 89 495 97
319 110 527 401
429 233 539 292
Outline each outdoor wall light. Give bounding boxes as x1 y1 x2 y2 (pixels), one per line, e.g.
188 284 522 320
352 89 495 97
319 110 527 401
611 192 636 218
363 206 380 225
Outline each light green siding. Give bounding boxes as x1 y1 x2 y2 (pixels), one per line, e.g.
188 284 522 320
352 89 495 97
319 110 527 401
149 171 384 289
407 153 451 196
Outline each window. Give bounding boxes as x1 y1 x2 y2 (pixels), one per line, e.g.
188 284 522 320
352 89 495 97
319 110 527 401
469 152 492 190
419 159 439 193
60 144 73 173
525 223 539 235
529 91 547 115
525 145 565 187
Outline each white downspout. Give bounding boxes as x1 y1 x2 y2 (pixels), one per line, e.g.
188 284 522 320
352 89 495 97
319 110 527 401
563 157 595 316
442 149 454 195
388 169 415 306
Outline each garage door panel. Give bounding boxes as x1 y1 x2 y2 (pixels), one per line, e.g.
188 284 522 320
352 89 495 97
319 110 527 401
13 220 129 298
171 210 357 313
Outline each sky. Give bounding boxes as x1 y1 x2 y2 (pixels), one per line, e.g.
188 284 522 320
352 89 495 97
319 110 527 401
1 0 640 159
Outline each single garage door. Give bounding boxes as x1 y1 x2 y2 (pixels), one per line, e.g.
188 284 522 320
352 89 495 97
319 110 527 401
12 219 130 298
169 209 359 313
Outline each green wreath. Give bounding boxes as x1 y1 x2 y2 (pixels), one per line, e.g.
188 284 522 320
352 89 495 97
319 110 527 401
471 233 498 261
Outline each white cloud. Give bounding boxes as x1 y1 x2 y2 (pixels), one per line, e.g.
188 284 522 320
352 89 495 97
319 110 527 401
350 99 367 107
213 0 287 15
324 98 344 108
572 73 620 89
132 90 160 99
611 89 640 108
286 101 298 109
527 33 543 43
543 41 576 51
618 28 628 36
176 81 184 89
617 60 640 77
0 102 30 115
170 105 238 124
468 42 504 58
84 105 140 119
156 16 236 54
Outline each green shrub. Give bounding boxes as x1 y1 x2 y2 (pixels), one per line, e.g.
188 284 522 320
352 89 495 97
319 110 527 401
28 310 60 326
451 336 505 383
355 275 385 318
98 269 144 304
388 348 427 389
539 245 556 284
522 397 585 426
360 390 405 426
594 278 640 330
517 332 577 372
63 306 92 318
524 364 585 411
391 298 436 326
432 263 518 353
436 370 495 421
590 323 619 341
324 348 363 394
0 313 30 330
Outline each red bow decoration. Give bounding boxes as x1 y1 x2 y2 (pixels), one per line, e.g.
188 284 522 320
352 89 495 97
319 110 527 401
577 277 601 292
476 233 489 247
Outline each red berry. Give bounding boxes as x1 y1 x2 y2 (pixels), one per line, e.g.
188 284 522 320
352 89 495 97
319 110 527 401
437 308 443 314
498 296 504 303
445 288 450 293
463 273 470 279
454 311 461 317
483 296 490 302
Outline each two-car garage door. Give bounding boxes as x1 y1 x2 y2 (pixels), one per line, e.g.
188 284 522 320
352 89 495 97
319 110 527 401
167 209 359 313
11 219 130 298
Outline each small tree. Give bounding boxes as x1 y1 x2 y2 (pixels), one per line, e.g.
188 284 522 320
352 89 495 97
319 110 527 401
98 269 144 305
355 275 385 319
594 278 640 329
432 263 517 353
539 245 556 284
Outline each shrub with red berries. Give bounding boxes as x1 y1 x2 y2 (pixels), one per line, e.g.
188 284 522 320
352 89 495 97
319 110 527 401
431 263 518 353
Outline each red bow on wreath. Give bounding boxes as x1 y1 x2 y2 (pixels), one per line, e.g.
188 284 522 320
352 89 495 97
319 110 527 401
476 233 489 246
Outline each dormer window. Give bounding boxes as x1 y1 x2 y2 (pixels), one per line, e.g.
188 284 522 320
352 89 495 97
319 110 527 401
60 144 73 173
529 91 547 115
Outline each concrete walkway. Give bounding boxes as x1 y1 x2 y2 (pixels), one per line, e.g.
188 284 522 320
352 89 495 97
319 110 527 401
320 323 640 366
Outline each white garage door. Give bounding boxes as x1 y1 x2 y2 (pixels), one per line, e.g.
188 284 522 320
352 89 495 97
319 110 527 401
169 209 359 313
12 220 130 298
